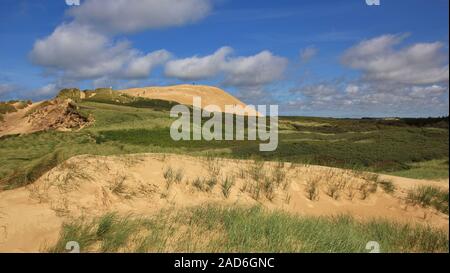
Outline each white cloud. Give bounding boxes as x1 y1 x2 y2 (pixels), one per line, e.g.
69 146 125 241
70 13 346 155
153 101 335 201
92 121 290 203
345 84 359 95
165 47 232 80
30 0 213 84
288 81 449 117
342 34 449 85
223 51 288 87
409 85 447 99
125 50 171 78
30 24 171 80
165 47 288 87
69 0 212 34
300 46 317 62
35 83 59 96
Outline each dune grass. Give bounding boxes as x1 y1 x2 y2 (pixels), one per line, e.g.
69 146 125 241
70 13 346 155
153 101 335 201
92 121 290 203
0 149 66 190
407 185 449 214
47 205 449 253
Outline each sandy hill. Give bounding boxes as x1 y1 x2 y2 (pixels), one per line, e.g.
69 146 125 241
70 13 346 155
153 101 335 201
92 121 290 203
118 84 260 115
0 153 448 252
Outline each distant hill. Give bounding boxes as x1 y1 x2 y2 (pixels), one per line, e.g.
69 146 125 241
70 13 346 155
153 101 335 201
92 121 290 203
118 84 259 115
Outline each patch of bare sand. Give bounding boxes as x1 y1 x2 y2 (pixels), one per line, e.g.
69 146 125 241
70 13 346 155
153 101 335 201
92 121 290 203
118 84 260 116
0 153 448 252
0 99 92 137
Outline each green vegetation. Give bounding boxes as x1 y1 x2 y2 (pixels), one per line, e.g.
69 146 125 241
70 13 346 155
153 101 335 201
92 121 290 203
0 101 17 121
221 175 235 198
378 179 396 194
48 205 449 253
163 166 184 189
407 185 449 214
0 102 17 114
0 149 66 190
0 92 448 190
56 88 83 102
388 159 449 180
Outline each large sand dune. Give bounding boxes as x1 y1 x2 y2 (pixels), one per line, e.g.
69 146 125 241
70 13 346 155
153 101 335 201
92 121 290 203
119 84 260 115
0 153 447 252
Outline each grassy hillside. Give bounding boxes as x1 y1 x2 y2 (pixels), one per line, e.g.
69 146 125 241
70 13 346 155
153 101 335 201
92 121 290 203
0 96 448 190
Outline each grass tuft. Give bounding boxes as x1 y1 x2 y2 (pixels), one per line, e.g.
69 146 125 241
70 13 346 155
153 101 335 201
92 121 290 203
221 175 235 198
407 186 449 214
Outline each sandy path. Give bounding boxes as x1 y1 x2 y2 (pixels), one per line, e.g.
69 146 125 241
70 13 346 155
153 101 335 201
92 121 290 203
0 153 448 252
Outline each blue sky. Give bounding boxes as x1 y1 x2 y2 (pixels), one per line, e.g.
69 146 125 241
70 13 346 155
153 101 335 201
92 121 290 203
0 0 448 117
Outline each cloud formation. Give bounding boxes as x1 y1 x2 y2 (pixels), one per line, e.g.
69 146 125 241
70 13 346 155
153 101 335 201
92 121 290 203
288 34 449 116
30 24 171 80
289 81 449 117
165 47 232 80
125 50 172 78
165 47 288 87
30 0 212 83
342 34 449 85
69 0 212 34
223 51 288 87
299 46 317 63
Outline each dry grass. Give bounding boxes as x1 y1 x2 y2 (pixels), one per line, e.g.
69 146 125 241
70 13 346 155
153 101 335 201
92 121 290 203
305 176 320 201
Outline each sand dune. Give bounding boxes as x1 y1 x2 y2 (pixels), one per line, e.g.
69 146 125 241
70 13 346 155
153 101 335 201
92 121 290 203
0 153 447 252
119 84 260 116
0 99 92 137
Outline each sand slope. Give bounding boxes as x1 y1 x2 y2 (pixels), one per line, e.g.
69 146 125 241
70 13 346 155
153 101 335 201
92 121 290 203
119 84 260 115
0 153 448 252
0 99 92 137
